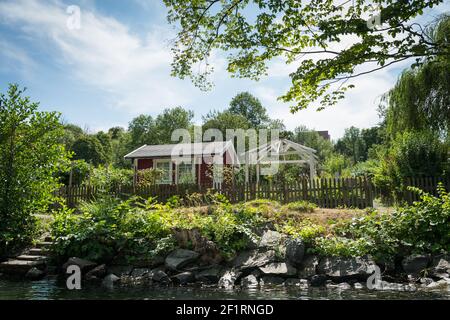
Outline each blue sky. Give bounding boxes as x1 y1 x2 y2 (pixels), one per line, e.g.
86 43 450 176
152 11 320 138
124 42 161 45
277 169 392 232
0 0 449 139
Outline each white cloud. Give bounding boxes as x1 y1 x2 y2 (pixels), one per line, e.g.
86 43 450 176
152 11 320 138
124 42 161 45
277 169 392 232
0 0 189 114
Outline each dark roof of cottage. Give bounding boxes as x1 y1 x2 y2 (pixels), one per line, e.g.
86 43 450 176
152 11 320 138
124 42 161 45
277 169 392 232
124 141 234 159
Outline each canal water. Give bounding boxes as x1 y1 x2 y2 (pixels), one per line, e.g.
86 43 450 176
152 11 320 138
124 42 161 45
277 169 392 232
0 276 449 300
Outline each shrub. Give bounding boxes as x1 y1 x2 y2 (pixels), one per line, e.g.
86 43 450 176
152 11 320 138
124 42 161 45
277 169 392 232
51 196 174 263
0 84 69 257
314 184 450 258
278 219 325 244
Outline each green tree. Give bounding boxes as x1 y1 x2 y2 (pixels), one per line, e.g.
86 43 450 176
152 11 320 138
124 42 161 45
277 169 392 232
61 123 84 149
291 126 334 162
0 84 70 256
128 107 194 147
229 92 269 127
382 15 450 139
71 135 108 166
154 107 194 144
164 1 448 111
335 127 366 163
95 131 113 164
373 131 449 199
128 114 156 148
202 110 250 137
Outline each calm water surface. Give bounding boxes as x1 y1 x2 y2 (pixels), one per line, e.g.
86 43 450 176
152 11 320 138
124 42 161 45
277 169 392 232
0 276 449 300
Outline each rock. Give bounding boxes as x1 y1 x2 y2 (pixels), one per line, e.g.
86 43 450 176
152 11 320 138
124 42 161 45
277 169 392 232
173 229 223 265
102 274 120 288
218 269 241 289
426 279 448 290
259 230 285 248
337 282 352 290
259 262 297 276
172 272 195 285
165 249 200 271
233 249 276 270
152 270 170 283
241 275 259 288
310 274 327 287
353 282 364 289
25 267 46 280
107 265 133 277
195 266 223 283
419 277 434 286
297 255 319 278
431 254 450 274
285 238 305 266
130 268 151 278
402 254 430 275
260 276 285 286
62 257 96 273
318 256 377 280
85 264 107 280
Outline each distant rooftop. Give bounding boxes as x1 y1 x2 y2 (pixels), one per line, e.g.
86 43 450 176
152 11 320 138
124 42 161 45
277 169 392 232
317 131 331 141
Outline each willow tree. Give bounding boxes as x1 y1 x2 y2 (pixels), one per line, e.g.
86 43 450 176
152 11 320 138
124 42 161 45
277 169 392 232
383 15 450 140
164 0 449 111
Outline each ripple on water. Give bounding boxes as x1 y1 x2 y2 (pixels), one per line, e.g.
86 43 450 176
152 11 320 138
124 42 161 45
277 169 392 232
0 278 449 300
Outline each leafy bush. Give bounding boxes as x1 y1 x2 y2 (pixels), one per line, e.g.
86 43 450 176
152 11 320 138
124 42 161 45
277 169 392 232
87 165 133 190
0 84 69 257
51 197 174 263
278 219 325 244
136 168 163 187
314 184 450 258
373 131 448 202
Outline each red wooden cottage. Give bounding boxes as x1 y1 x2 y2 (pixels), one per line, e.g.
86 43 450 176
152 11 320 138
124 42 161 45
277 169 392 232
124 141 240 186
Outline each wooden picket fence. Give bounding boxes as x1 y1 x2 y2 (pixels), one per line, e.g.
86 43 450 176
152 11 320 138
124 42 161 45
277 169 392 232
55 177 374 209
396 176 450 204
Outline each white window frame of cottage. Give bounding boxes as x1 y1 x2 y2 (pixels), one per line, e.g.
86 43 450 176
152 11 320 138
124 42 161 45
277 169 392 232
176 159 196 184
153 159 172 184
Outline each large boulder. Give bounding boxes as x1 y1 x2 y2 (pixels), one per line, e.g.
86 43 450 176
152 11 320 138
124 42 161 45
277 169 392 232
431 254 450 275
259 230 285 248
402 255 430 275
25 267 46 281
62 257 96 273
218 269 241 289
85 264 107 280
241 275 259 288
165 249 200 271
285 238 305 266
310 274 327 287
172 272 195 285
152 269 171 283
102 274 120 288
173 229 223 265
195 266 223 283
259 262 297 277
297 255 319 278
317 256 377 280
233 249 276 270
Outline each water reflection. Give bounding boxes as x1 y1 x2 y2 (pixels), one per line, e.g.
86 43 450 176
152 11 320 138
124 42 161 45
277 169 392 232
0 277 449 300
